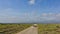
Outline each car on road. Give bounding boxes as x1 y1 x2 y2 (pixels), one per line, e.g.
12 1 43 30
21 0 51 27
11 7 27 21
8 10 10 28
33 24 37 27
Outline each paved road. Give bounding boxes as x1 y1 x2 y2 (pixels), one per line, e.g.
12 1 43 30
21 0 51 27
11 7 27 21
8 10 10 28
16 26 38 34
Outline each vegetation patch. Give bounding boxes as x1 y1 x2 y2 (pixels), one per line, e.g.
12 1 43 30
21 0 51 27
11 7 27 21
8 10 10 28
38 24 60 34
0 24 32 34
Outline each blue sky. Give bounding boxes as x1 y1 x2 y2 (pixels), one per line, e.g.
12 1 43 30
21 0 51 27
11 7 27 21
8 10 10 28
0 0 60 23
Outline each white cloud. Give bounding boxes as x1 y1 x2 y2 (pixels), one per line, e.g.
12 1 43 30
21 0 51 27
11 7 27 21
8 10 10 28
41 13 47 17
56 13 60 17
29 0 35 5
28 0 43 5
0 8 60 23
40 13 60 21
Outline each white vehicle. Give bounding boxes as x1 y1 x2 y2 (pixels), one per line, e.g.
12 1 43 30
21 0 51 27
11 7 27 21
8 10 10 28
33 24 37 27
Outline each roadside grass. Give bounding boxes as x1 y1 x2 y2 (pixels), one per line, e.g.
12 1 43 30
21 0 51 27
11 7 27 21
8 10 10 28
0 24 32 34
1 24 60 34
38 24 60 34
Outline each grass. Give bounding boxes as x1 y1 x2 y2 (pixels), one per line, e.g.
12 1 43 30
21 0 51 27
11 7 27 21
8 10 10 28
38 24 60 34
0 24 32 34
0 24 60 34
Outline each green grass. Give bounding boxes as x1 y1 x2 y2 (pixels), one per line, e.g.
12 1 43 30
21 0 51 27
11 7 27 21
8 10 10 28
0 24 32 34
1 24 60 34
38 24 60 34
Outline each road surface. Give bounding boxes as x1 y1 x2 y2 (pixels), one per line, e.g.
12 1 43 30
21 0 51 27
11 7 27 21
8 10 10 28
16 26 38 34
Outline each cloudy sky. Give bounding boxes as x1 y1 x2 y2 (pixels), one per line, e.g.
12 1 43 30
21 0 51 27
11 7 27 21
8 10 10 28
0 0 60 23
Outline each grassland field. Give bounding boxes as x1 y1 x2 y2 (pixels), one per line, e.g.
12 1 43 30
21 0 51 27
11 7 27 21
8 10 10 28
38 24 60 34
0 24 60 34
0 24 32 34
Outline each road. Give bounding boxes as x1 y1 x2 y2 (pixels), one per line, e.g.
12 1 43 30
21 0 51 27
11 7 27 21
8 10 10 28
16 26 38 34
